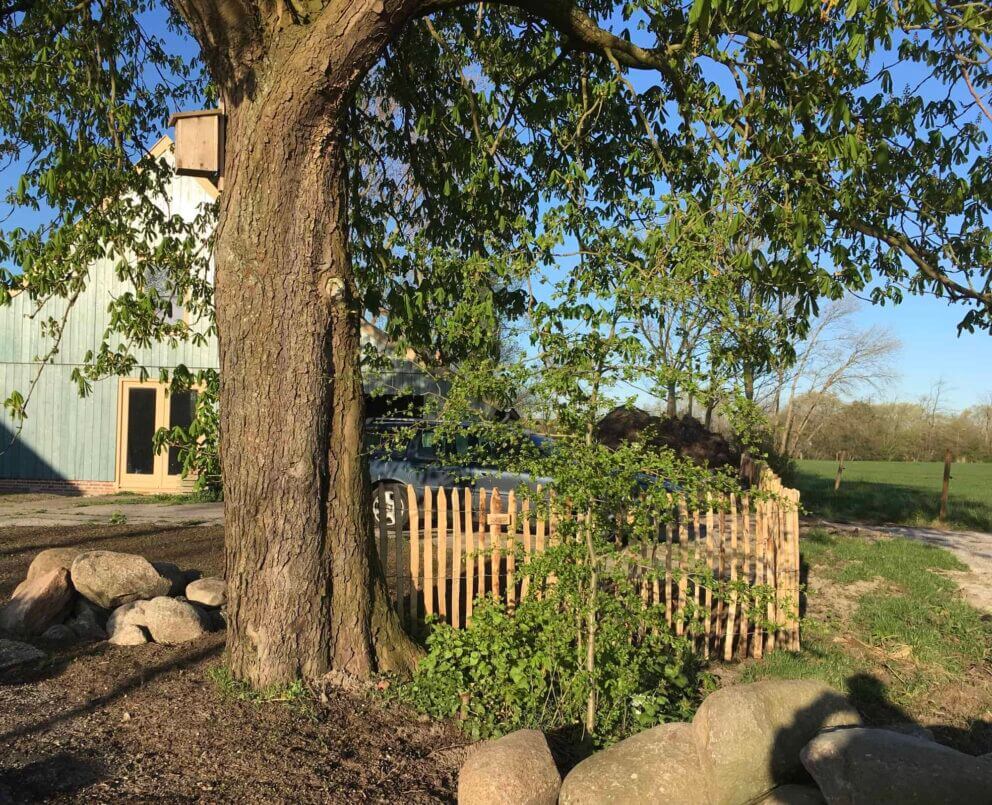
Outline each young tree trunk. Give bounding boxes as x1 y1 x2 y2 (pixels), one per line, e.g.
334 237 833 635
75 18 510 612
666 381 677 418
212 23 417 688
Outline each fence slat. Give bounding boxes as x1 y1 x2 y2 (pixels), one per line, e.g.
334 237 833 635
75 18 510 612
723 493 739 661
423 486 434 617
437 487 448 618
465 487 475 623
395 488 406 628
451 488 462 630
521 497 533 600
507 490 517 609
489 489 502 599
703 502 714 658
408 485 421 626
738 494 751 659
477 488 487 598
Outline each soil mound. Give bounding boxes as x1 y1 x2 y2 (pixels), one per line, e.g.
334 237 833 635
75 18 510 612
594 407 739 468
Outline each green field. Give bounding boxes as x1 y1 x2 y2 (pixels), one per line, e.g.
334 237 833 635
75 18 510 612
791 459 992 533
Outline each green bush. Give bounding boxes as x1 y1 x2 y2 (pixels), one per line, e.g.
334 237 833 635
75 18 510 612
400 591 708 746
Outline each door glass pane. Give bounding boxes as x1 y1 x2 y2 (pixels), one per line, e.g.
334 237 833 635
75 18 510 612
167 391 197 476
126 388 157 475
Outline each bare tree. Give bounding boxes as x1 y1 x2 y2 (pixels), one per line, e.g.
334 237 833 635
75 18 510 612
775 300 901 457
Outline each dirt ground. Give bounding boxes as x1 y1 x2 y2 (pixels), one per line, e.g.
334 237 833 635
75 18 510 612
0 524 465 803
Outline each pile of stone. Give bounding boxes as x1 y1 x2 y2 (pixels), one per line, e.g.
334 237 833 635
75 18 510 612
0 547 226 670
458 680 992 805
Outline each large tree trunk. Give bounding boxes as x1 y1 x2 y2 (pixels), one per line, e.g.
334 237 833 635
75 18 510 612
212 18 417 688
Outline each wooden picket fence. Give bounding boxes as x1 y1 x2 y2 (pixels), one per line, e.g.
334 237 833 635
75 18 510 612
374 472 801 661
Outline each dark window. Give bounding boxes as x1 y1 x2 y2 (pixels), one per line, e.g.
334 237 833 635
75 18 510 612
126 388 157 475
167 391 197 476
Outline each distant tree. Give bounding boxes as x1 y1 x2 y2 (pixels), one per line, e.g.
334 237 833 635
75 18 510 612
773 300 900 457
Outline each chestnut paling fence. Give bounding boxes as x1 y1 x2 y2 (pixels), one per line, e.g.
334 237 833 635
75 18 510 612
373 473 801 661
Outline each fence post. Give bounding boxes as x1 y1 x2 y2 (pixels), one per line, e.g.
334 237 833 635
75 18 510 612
940 449 952 522
834 451 845 491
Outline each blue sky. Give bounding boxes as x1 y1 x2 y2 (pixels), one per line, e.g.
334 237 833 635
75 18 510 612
851 291 990 410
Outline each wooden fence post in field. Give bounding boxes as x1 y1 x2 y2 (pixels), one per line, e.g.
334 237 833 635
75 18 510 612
940 449 952 522
834 451 845 491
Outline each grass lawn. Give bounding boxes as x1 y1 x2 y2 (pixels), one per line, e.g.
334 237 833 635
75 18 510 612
737 529 992 753
791 459 992 532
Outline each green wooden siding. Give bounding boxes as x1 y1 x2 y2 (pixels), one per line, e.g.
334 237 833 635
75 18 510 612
0 255 217 482
1 256 443 483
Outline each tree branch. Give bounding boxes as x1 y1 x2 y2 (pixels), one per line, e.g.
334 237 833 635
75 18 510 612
416 0 685 93
834 213 992 309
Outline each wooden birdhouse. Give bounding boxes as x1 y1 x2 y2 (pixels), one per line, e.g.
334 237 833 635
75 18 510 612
169 109 225 183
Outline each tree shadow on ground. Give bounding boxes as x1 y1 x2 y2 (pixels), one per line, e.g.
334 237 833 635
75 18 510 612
0 752 106 802
792 472 992 533
0 638 223 744
768 671 992 793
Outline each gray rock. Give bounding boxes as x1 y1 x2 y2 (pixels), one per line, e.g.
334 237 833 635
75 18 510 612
757 784 826 804
559 722 709 805
801 727 992 805
108 597 207 645
880 722 934 742
41 623 78 645
185 577 226 608
73 597 108 627
106 601 148 638
459 729 561 805
692 680 861 805
0 568 75 636
27 547 84 581
108 623 149 646
0 638 46 670
70 551 171 609
66 616 106 642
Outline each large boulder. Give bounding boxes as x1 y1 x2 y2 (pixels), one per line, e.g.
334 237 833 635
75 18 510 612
559 722 709 805
41 623 78 645
108 623 149 646
801 727 992 804
70 551 171 609
108 597 207 645
0 568 74 636
185 577 226 608
26 547 84 581
692 680 861 805
0 638 46 671
459 729 561 805
106 600 148 639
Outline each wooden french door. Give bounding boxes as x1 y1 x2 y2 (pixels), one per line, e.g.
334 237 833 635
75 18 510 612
116 379 197 492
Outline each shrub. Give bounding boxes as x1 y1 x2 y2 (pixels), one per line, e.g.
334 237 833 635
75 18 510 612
400 590 709 746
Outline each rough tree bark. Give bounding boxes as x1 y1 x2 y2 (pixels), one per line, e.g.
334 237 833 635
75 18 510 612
170 0 683 688
180 1 424 687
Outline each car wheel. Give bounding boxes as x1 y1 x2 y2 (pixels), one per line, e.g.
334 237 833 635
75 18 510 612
372 483 408 529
